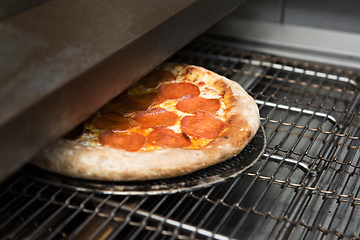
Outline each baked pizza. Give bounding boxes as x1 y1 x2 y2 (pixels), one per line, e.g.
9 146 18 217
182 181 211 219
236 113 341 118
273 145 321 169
32 63 260 181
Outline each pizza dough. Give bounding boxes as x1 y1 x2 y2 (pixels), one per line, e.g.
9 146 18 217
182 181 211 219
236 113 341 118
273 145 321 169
32 63 260 181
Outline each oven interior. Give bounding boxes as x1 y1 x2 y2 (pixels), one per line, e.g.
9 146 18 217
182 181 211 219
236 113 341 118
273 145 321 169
2 0 360 239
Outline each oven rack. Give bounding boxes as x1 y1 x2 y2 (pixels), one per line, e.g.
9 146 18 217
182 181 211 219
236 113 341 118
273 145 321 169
1 36 360 240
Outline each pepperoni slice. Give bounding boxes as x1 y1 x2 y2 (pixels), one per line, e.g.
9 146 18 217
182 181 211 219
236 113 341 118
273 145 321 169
159 82 200 99
100 94 143 114
90 112 137 130
181 112 226 139
137 70 176 88
176 95 221 113
147 128 191 148
99 130 145 151
135 108 179 128
128 92 164 109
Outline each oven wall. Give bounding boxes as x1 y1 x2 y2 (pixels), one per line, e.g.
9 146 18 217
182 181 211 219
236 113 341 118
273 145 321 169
234 0 360 34
210 0 360 70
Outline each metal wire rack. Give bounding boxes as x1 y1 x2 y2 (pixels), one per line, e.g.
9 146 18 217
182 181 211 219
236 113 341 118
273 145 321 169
1 36 360 240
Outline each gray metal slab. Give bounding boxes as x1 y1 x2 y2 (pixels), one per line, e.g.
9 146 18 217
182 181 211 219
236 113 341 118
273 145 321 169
210 18 360 70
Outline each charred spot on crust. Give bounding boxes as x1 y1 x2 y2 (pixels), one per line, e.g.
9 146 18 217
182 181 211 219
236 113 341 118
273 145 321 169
185 68 192 75
187 67 195 73
240 130 252 142
224 136 229 139
247 130 252 138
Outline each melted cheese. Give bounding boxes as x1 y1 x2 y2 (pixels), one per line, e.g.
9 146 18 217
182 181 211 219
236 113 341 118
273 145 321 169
78 76 227 151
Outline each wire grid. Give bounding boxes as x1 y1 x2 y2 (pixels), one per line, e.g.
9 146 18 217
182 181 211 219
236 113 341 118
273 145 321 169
1 36 360 240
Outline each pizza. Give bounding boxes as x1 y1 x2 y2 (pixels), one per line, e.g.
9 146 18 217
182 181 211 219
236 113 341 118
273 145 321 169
32 63 260 181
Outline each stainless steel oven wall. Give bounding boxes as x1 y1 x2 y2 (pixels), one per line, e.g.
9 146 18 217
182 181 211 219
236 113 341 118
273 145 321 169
234 0 360 34
284 0 360 34
211 0 360 70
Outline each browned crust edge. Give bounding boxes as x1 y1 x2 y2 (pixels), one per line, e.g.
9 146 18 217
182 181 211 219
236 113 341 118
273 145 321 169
32 63 260 181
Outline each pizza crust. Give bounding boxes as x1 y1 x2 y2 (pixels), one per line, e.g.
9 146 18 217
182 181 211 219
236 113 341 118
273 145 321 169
32 63 260 181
